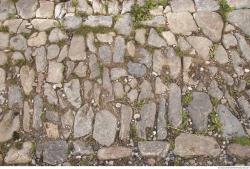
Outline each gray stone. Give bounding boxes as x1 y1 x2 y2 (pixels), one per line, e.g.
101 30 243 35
157 98 167 140
138 80 154 100
208 80 223 100
47 44 60 60
170 0 195 12
168 83 182 128
194 0 219 11
99 45 112 64
162 31 177 46
174 133 220 157
69 35 86 61
226 0 250 9
0 32 9 49
97 146 132 160
148 28 166 48
20 66 35 95
36 1 54 18
155 77 167 95
57 45 68 62
72 140 93 156
47 61 64 83
136 101 156 139
141 16 166 27
10 34 27 51
227 144 250 159
153 49 167 75
63 15 82 30
0 68 6 91
114 82 125 98
44 83 58 105
86 32 97 53
167 48 181 79
0 0 16 21
23 102 31 132
137 48 152 68
235 33 250 61
127 62 146 78
74 105 94 138
73 62 87 78
138 141 170 157
76 0 93 15
93 110 117 146
32 95 43 130
96 33 113 43
4 19 22 34
187 36 212 60
113 36 125 63
45 110 59 124
222 33 237 49
4 142 32 164
89 54 100 79
64 79 82 108
16 0 38 19
49 28 68 43
36 140 68 165
220 71 234 86
194 11 224 42
114 14 132 36
8 85 23 108
0 51 8 66
231 50 246 76
228 9 250 36
215 45 229 64
111 68 127 80
119 105 133 141
217 104 246 137
188 92 212 131
0 111 20 142
84 15 112 27
135 28 146 45
28 32 47 47
167 12 198 35
34 46 47 73
237 96 250 118
61 109 74 139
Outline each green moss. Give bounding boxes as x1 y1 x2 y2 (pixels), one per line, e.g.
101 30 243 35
9 0 18 3
209 45 216 60
71 0 78 7
15 59 26 67
164 75 172 85
232 136 250 146
31 142 36 154
211 97 219 107
130 123 145 142
131 0 168 27
40 111 46 122
180 109 188 128
135 99 145 108
76 11 88 17
182 91 192 105
15 142 23 150
73 25 111 35
218 0 233 21
0 25 9 32
209 110 221 131
175 45 184 57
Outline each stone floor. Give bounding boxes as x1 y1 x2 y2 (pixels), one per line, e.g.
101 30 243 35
0 0 250 166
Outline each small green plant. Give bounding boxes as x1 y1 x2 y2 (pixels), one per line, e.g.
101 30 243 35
31 142 36 154
165 75 172 85
131 0 168 27
218 0 233 21
15 59 26 67
180 109 189 129
130 123 145 142
232 136 250 146
209 45 216 60
175 45 184 57
73 25 111 35
211 97 219 106
71 0 78 7
40 111 46 122
9 0 18 3
209 110 221 131
135 99 145 108
0 25 9 32
182 91 192 105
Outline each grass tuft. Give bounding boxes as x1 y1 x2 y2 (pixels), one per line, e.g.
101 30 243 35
232 136 250 146
218 0 233 21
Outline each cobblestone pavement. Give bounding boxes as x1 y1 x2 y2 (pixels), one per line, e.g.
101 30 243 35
0 0 250 166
